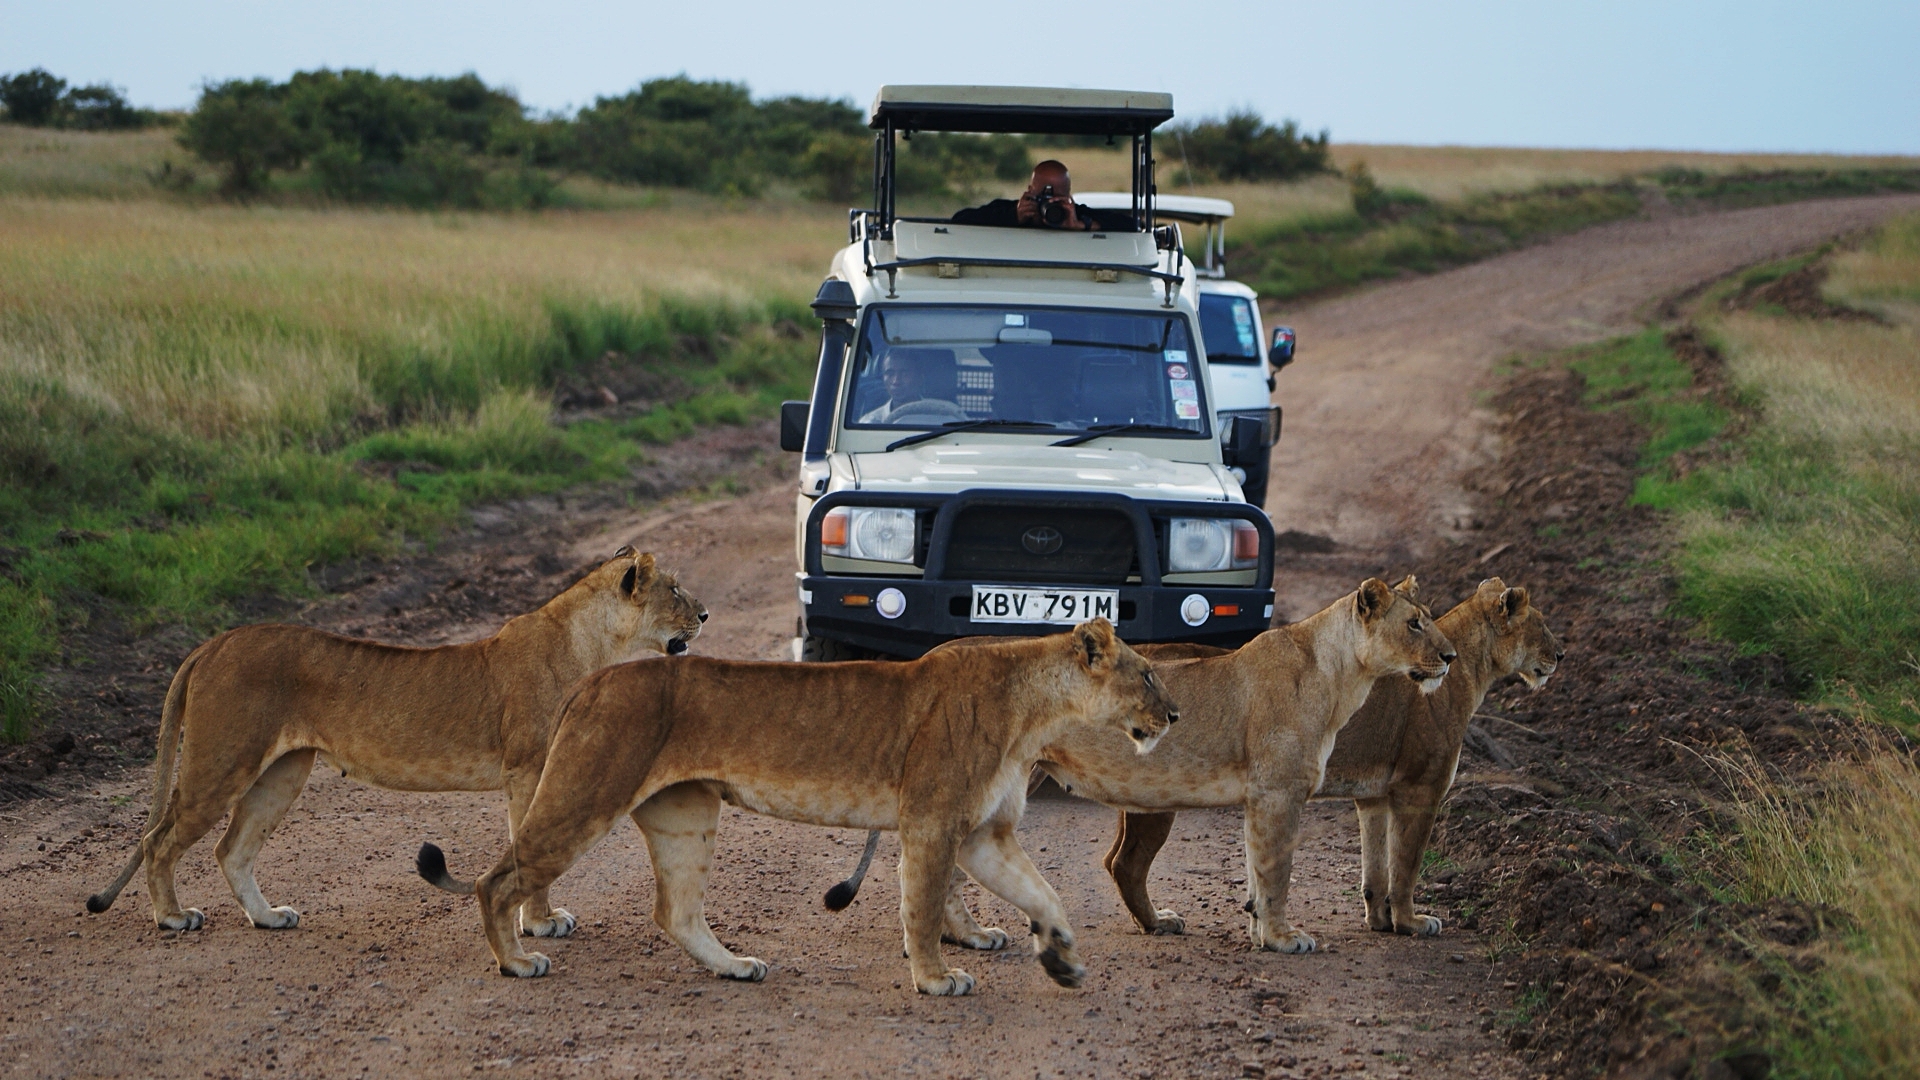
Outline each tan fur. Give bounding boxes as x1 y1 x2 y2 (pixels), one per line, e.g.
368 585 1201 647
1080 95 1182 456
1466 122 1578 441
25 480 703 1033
435 620 1176 996
938 578 1456 954
1102 578 1562 939
86 549 706 936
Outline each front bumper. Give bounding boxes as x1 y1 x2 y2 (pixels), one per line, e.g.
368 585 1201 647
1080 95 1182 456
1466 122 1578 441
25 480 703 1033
799 577 1275 658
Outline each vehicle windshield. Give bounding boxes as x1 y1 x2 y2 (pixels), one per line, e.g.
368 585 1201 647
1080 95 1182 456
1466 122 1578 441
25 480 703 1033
845 305 1210 438
1197 293 1260 362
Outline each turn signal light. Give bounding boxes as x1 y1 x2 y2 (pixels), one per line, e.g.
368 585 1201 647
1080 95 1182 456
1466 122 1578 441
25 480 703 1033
1232 521 1260 562
821 508 850 549
1212 604 1240 617
841 594 871 607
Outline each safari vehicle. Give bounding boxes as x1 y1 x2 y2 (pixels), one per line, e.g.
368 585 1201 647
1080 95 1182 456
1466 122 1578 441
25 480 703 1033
779 85 1278 660
1079 192 1296 507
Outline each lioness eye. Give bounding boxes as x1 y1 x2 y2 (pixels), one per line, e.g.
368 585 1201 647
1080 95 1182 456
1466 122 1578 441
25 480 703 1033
1407 618 1421 632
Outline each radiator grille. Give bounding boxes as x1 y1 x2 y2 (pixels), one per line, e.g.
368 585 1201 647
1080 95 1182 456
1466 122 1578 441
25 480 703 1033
944 505 1136 584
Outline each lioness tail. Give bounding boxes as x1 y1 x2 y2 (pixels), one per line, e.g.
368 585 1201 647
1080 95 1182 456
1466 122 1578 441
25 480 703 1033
416 842 475 895
86 643 204 914
823 830 880 911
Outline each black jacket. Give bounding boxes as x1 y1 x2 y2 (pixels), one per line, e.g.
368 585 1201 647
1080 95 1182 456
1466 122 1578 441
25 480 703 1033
950 198 1135 232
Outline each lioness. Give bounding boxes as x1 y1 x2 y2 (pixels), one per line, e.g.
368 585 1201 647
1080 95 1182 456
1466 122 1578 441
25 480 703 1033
87 548 706 937
1105 578 1561 938
887 578 1453 955
418 619 1177 996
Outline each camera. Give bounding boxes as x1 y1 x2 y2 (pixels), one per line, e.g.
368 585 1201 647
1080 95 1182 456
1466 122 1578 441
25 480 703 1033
1034 184 1068 227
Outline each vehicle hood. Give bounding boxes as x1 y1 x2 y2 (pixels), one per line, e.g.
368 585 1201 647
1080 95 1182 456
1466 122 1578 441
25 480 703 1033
848 444 1233 500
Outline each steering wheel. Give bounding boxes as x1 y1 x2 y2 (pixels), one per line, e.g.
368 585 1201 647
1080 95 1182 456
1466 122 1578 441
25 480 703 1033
888 398 970 424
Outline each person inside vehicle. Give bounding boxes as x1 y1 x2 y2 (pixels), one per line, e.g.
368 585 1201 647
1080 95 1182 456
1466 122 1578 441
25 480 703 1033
951 160 1132 231
859 348 967 424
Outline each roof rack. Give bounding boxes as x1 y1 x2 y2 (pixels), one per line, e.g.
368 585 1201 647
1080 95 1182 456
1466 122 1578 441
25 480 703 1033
860 85 1171 241
1079 192 1234 278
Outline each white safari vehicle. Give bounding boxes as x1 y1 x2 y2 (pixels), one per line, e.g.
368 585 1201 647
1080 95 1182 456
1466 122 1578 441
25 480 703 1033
779 86 1277 660
1079 192 1295 507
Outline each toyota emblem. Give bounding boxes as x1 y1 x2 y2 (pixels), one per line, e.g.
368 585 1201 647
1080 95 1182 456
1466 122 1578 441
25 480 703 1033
1021 525 1064 556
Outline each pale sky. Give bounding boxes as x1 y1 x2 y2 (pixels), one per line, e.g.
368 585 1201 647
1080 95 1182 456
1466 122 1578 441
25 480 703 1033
5 0 1916 154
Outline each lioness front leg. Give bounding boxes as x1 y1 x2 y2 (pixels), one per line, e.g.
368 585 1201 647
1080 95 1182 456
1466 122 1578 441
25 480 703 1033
215 749 315 929
1244 789 1316 953
898 827 974 996
957 820 1085 988
1387 800 1444 936
631 782 767 982
1355 797 1394 933
939 866 1011 951
1105 810 1184 934
505 770 575 939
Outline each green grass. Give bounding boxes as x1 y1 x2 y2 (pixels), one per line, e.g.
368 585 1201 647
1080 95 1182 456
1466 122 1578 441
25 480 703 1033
1567 328 1730 488
1230 181 1643 300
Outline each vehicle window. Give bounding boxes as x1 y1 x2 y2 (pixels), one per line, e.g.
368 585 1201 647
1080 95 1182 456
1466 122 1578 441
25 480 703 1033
1197 293 1260 363
845 306 1210 437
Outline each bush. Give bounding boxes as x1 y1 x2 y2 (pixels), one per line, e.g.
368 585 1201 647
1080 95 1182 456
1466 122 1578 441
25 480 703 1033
178 78 308 196
1172 109 1330 183
1 68 158 130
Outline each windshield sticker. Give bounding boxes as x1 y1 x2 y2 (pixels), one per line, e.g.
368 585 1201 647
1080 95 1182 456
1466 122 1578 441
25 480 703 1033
1004 313 1026 326
1163 349 1188 365
1169 380 1198 401
1233 305 1252 326
1164 363 1190 380
1174 400 1202 420
1237 327 1257 351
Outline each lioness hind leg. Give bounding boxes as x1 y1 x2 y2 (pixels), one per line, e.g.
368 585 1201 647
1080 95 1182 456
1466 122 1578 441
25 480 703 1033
632 783 767 983
1355 798 1394 933
215 749 316 929
505 770 574 940
143 745 275 932
1387 803 1444 936
1106 810 1184 934
956 822 1084 989
939 866 1010 951
1244 789 1316 953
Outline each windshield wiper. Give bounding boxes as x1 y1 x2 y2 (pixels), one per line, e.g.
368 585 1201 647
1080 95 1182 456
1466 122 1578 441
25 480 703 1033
1050 422 1198 447
884 419 1065 451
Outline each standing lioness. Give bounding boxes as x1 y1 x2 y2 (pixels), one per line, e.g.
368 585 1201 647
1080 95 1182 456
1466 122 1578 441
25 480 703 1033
87 548 706 936
421 619 1177 996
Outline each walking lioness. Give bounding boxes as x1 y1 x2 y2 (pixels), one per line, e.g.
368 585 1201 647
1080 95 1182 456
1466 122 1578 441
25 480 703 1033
87 548 706 936
419 619 1177 996
882 578 1454 955
1107 578 1561 938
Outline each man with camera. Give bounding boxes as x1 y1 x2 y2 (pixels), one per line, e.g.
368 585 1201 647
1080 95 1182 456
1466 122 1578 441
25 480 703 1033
951 160 1130 231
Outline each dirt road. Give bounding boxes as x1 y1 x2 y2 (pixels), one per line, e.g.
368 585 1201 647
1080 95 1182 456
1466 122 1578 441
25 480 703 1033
6 194 1918 1080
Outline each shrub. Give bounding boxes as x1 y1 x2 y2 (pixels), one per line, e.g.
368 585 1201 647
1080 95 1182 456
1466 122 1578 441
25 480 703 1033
178 78 309 196
1172 109 1330 183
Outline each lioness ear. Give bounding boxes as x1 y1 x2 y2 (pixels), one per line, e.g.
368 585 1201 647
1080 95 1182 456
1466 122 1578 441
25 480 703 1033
1393 574 1419 599
1356 578 1393 621
1500 586 1529 619
1476 577 1507 597
613 544 637 559
1074 618 1117 671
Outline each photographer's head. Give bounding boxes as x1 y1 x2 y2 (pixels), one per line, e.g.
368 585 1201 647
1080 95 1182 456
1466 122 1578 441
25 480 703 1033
1017 160 1086 230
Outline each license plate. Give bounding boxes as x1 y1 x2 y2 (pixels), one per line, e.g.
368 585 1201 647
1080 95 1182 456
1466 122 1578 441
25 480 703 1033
969 585 1119 625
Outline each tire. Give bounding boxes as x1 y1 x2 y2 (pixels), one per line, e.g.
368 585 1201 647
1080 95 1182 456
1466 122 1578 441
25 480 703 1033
798 634 878 663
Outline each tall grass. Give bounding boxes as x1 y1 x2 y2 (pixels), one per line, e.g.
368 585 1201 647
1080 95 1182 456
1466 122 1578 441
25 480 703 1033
0 192 834 739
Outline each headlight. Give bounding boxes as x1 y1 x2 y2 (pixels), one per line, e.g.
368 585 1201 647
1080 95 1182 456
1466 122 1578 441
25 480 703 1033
822 506 918 564
1166 517 1260 572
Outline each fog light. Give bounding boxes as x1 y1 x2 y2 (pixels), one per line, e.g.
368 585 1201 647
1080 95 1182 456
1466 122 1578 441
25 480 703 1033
875 587 906 620
1180 593 1210 627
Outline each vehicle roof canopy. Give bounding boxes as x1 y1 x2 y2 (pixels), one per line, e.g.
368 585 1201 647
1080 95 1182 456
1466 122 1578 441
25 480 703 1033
1079 192 1234 223
869 85 1173 135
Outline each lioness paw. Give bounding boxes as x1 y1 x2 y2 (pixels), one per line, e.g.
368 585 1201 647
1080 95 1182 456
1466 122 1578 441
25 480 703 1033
1400 914 1443 937
944 926 1011 951
918 969 976 996
499 952 551 978
248 906 300 930
1260 928 1317 954
1038 948 1086 989
523 909 577 938
1148 910 1186 935
157 908 205 932
722 957 769 982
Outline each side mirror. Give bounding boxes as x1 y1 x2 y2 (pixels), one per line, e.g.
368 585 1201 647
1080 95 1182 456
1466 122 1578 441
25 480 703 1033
1269 326 1296 371
779 400 810 453
1223 414 1264 468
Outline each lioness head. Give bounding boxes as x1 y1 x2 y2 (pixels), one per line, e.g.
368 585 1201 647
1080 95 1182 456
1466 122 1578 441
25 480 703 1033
1471 578 1563 689
1066 618 1180 754
1353 575 1456 694
599 546 708 658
